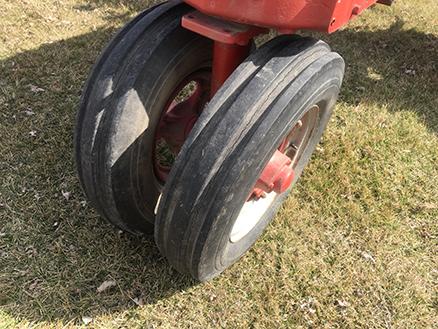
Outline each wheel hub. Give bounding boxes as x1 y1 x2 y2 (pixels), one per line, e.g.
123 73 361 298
154 71 211 182
254 150 295 195
251 105 320 199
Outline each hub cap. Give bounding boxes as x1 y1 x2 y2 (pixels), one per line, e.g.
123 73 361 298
230 105 320 242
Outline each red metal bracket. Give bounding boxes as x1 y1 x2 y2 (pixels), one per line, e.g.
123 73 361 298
182 11 268 95
182 11 267 46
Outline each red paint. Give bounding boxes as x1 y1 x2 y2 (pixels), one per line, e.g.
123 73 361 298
184 0 382 33
255 150 295 195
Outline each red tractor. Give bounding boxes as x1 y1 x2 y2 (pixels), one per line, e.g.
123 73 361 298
75 0 393 281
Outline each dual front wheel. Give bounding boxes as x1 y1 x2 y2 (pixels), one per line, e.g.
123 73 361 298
75 2 345 281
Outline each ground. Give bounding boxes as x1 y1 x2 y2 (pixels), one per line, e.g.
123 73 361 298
0 0 437 328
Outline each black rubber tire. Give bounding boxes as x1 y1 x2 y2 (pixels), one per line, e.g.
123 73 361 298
155 36 345 281
74 0 213 234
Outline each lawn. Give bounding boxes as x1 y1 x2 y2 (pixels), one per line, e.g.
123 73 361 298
0 0 437 328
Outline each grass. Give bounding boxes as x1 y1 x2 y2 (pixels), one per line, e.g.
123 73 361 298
0 0 437 327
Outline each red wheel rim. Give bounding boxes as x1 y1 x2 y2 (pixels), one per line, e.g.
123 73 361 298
153 70 211 182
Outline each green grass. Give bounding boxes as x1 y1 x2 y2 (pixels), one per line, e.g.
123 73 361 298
0 0 437 328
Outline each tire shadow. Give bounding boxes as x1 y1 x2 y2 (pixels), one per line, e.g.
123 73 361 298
0 25 195 325
0 9 436 326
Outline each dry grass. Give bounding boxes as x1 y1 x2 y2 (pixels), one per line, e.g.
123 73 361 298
0 0 437 328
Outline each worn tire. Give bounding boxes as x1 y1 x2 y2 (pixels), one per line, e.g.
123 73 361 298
75 1 212 234
155 36 345 281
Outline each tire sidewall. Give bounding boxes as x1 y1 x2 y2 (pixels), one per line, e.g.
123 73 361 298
93 15 212 233
108 35 213 216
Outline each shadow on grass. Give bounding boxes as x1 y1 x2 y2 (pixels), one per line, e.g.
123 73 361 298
323 19 438 134
0 23 195 325
0 9 436 325
73 0 164 22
